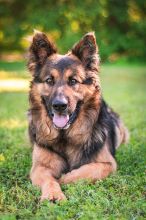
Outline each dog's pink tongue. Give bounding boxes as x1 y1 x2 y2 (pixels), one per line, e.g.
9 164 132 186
53 114 69 128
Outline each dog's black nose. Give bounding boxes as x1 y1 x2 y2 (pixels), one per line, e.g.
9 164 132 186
52 99 68 112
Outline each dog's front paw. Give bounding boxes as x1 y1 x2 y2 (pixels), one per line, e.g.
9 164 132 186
40 190 66 202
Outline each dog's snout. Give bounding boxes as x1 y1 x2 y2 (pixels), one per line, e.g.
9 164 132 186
52 98 68 112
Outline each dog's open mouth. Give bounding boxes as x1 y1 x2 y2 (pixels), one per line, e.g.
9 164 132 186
52 101 82 130
52 113 70 129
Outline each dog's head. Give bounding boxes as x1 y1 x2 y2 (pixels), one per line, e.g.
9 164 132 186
28 31 101 130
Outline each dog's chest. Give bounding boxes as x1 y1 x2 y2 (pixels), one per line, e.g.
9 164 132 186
65 145 83 170
52 136 98 172
51 140 82 170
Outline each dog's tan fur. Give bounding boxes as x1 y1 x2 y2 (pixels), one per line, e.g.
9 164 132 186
28 31 128 201
30 143 117 200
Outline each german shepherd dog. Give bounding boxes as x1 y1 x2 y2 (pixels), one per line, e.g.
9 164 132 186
27 31 129 201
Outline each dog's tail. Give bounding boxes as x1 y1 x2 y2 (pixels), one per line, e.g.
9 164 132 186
121 125 130 144
116 121 130 148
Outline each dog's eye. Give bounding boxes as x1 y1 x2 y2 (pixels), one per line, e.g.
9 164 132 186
68 78 78 86
46 77 54 86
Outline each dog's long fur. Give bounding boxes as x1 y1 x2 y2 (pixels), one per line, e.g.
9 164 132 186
27 31 129 201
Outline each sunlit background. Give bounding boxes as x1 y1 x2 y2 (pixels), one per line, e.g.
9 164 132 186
0 0 146 62
0 1 146 218
0 0 146 92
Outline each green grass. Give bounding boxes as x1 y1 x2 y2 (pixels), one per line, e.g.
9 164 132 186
0 62 146 220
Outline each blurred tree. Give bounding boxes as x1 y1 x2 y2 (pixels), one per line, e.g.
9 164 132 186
0 0 146 61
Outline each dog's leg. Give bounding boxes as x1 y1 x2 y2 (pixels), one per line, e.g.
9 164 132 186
30 144 67 201
60 144 117 184
31 166 66 201
59 161 116 184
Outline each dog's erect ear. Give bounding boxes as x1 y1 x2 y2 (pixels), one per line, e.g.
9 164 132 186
28 30 57 73
72 32 100 71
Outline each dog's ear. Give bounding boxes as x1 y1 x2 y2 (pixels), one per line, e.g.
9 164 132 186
28 30 57 73
72 32 100 71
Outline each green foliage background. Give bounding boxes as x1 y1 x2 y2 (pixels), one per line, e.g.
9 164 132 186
0 0 146 62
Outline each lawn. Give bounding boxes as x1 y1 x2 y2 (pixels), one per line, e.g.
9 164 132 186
0 61 146 220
